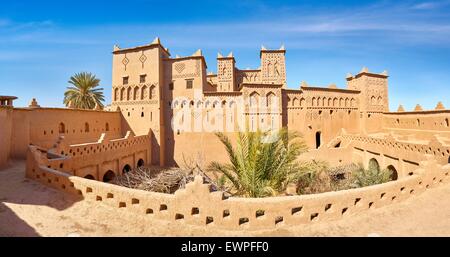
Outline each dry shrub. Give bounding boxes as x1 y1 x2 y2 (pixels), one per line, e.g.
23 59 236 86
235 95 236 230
111 163 220 194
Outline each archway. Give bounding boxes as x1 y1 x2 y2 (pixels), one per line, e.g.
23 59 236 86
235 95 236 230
84 174 95 180
102 170 115 182
137 159 144 168
122 164 132 174
387 165 398 181
368 158 380 171
315 131 321 149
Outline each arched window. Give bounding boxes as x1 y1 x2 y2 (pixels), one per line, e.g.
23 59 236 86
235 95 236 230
59 122 65 134
127 87 132 100
445 118 449 127
249 92 259 108
122 164 131 174
292 97 299 107
417 119 420 126
371 96 376 105
141 85 148 100
84 174 95 180
368 158 380 171
311 97 316 107
114 88 119 101
133 87 139 100
137 159 144 167
387 165 398 180
105 123 109 131
120 88 125 101
300 98 305 107
84 122 90 133
315 131 321 149
149 85 156 99
266 92 275 107
103 170 115 182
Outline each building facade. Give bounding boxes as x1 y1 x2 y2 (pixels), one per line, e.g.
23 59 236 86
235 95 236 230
110 38 390 166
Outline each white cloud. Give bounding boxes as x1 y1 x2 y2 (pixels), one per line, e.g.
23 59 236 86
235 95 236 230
412 1 450 10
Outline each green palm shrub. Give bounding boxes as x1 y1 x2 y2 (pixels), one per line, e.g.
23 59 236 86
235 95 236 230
351 163 393 188
208 128 309 197
63 72 104 109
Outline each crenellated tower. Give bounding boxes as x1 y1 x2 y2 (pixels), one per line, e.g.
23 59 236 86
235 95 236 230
216 52 236 92
260 45 287 87
346 67 389 113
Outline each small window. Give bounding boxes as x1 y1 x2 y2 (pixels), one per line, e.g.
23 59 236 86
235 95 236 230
140 74 146 83
186 79 193 89
123 76 129 85
169 82 174 90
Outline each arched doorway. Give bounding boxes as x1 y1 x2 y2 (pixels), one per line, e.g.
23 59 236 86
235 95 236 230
84 174 95 180
137 159 144 168
387 165 398 180
368 158 380 171
103 170 115 182
315 131 321 149
122 164 131 174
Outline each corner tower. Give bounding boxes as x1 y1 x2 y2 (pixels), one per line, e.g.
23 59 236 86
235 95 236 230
216 52 236 92
260 45 287 87
346 67 389 113
111 37 170 165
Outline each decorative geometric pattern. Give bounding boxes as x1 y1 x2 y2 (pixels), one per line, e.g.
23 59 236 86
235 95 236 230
175 63 186 73
172 61 201 79
139 52 147 68
122 55 130 70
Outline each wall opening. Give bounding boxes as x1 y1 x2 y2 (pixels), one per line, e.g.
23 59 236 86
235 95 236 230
122 164 131 174
84 174 95 180
315 131 321 149
446 118 449 127
387 165 398 180
141 112 144 117
103 170 115 182
448 156 450 164
59 122 66 134
137 159 144 167
368 158 380 171
84 122 90 132
105 123 109 131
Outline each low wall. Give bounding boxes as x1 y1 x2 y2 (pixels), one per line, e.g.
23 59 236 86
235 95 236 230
27 131 152 181
25 142 450 231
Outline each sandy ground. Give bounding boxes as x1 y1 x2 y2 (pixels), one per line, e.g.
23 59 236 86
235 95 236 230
1 160 450 237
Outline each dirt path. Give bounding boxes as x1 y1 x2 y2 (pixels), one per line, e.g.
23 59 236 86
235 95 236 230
1 161 450 236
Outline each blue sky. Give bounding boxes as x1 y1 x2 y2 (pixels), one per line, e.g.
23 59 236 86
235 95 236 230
1 0 450 111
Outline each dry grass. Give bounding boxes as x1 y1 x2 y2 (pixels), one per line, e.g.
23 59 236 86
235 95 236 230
111 165 220 194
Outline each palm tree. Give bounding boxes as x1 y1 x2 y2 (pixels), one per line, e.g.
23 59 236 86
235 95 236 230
63 72 104 109
351 163 393 188
208 128 310 197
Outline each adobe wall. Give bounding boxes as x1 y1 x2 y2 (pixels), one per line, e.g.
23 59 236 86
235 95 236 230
0 107 13 169
9 108 123 159
26 131 152 182
382 111 450 140
26 134 450 231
